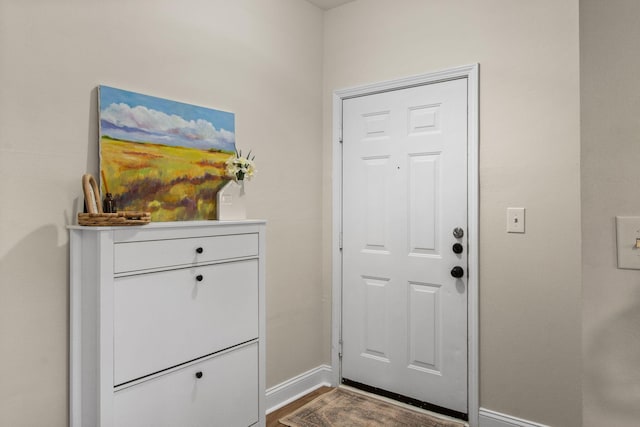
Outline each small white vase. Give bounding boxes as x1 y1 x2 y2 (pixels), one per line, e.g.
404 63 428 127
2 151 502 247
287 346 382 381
216 180 247 220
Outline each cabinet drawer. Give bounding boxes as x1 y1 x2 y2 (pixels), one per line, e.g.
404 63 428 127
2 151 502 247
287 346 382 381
114 233 258 273
113 343 258 427
114 259 258 385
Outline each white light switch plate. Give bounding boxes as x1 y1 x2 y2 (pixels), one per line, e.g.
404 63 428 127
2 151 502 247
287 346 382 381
616 216 640 269
507 207 525 233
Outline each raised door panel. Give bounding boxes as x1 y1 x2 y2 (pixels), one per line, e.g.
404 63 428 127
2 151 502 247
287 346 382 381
114 259 258 385
408 154 440 256
113 344 258 427
408 282 440 372
361 276 391 362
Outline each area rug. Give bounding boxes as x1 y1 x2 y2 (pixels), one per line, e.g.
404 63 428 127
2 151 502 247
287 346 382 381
279 388 466 427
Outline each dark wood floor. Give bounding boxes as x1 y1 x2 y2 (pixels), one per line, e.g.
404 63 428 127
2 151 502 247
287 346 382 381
266 386 334 427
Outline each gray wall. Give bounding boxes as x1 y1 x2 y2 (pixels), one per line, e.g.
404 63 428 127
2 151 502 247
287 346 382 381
0 1 324 425
581 1 640 426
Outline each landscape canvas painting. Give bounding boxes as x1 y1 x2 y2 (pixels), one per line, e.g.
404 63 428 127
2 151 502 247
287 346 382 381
99 86 235 221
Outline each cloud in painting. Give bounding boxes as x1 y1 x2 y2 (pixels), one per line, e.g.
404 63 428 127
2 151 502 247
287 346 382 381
100 102 235 152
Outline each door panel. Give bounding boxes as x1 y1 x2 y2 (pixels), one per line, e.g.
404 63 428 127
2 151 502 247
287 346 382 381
342 78 468 414
408 282 439 370
363 157 391 251
363 276 391 361
408 153 439 255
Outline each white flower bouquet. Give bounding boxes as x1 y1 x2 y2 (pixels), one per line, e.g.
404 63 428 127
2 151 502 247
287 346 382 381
225 149 256 182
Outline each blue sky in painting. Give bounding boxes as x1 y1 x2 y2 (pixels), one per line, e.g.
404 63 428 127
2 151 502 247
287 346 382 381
99 86 235 152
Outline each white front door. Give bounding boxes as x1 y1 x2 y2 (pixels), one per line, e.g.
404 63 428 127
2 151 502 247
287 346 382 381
341 78 468 415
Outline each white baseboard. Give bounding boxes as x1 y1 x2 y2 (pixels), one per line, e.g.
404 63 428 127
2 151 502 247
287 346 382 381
479 408 549 427
265 365 333 414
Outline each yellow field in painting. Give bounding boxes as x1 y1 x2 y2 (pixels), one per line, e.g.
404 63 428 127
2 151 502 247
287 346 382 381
100 137 232 221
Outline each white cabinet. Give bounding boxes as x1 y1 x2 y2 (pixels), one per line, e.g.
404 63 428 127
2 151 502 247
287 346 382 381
69 221 266 427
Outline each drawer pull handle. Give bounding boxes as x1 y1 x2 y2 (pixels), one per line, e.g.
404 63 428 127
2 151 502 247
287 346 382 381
195 371 203 379
196 274 204 282
196 247 204 254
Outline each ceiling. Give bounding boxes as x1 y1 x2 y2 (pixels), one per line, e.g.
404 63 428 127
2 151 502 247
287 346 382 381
306 0 355 10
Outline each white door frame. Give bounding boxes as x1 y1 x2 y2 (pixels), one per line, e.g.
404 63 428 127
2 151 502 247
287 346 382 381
331 64 479 426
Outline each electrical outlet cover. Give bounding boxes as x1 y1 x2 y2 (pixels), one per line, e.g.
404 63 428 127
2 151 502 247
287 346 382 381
507 207 525 233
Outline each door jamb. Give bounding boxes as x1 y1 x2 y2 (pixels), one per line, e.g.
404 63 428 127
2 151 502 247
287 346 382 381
331 64 479 427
